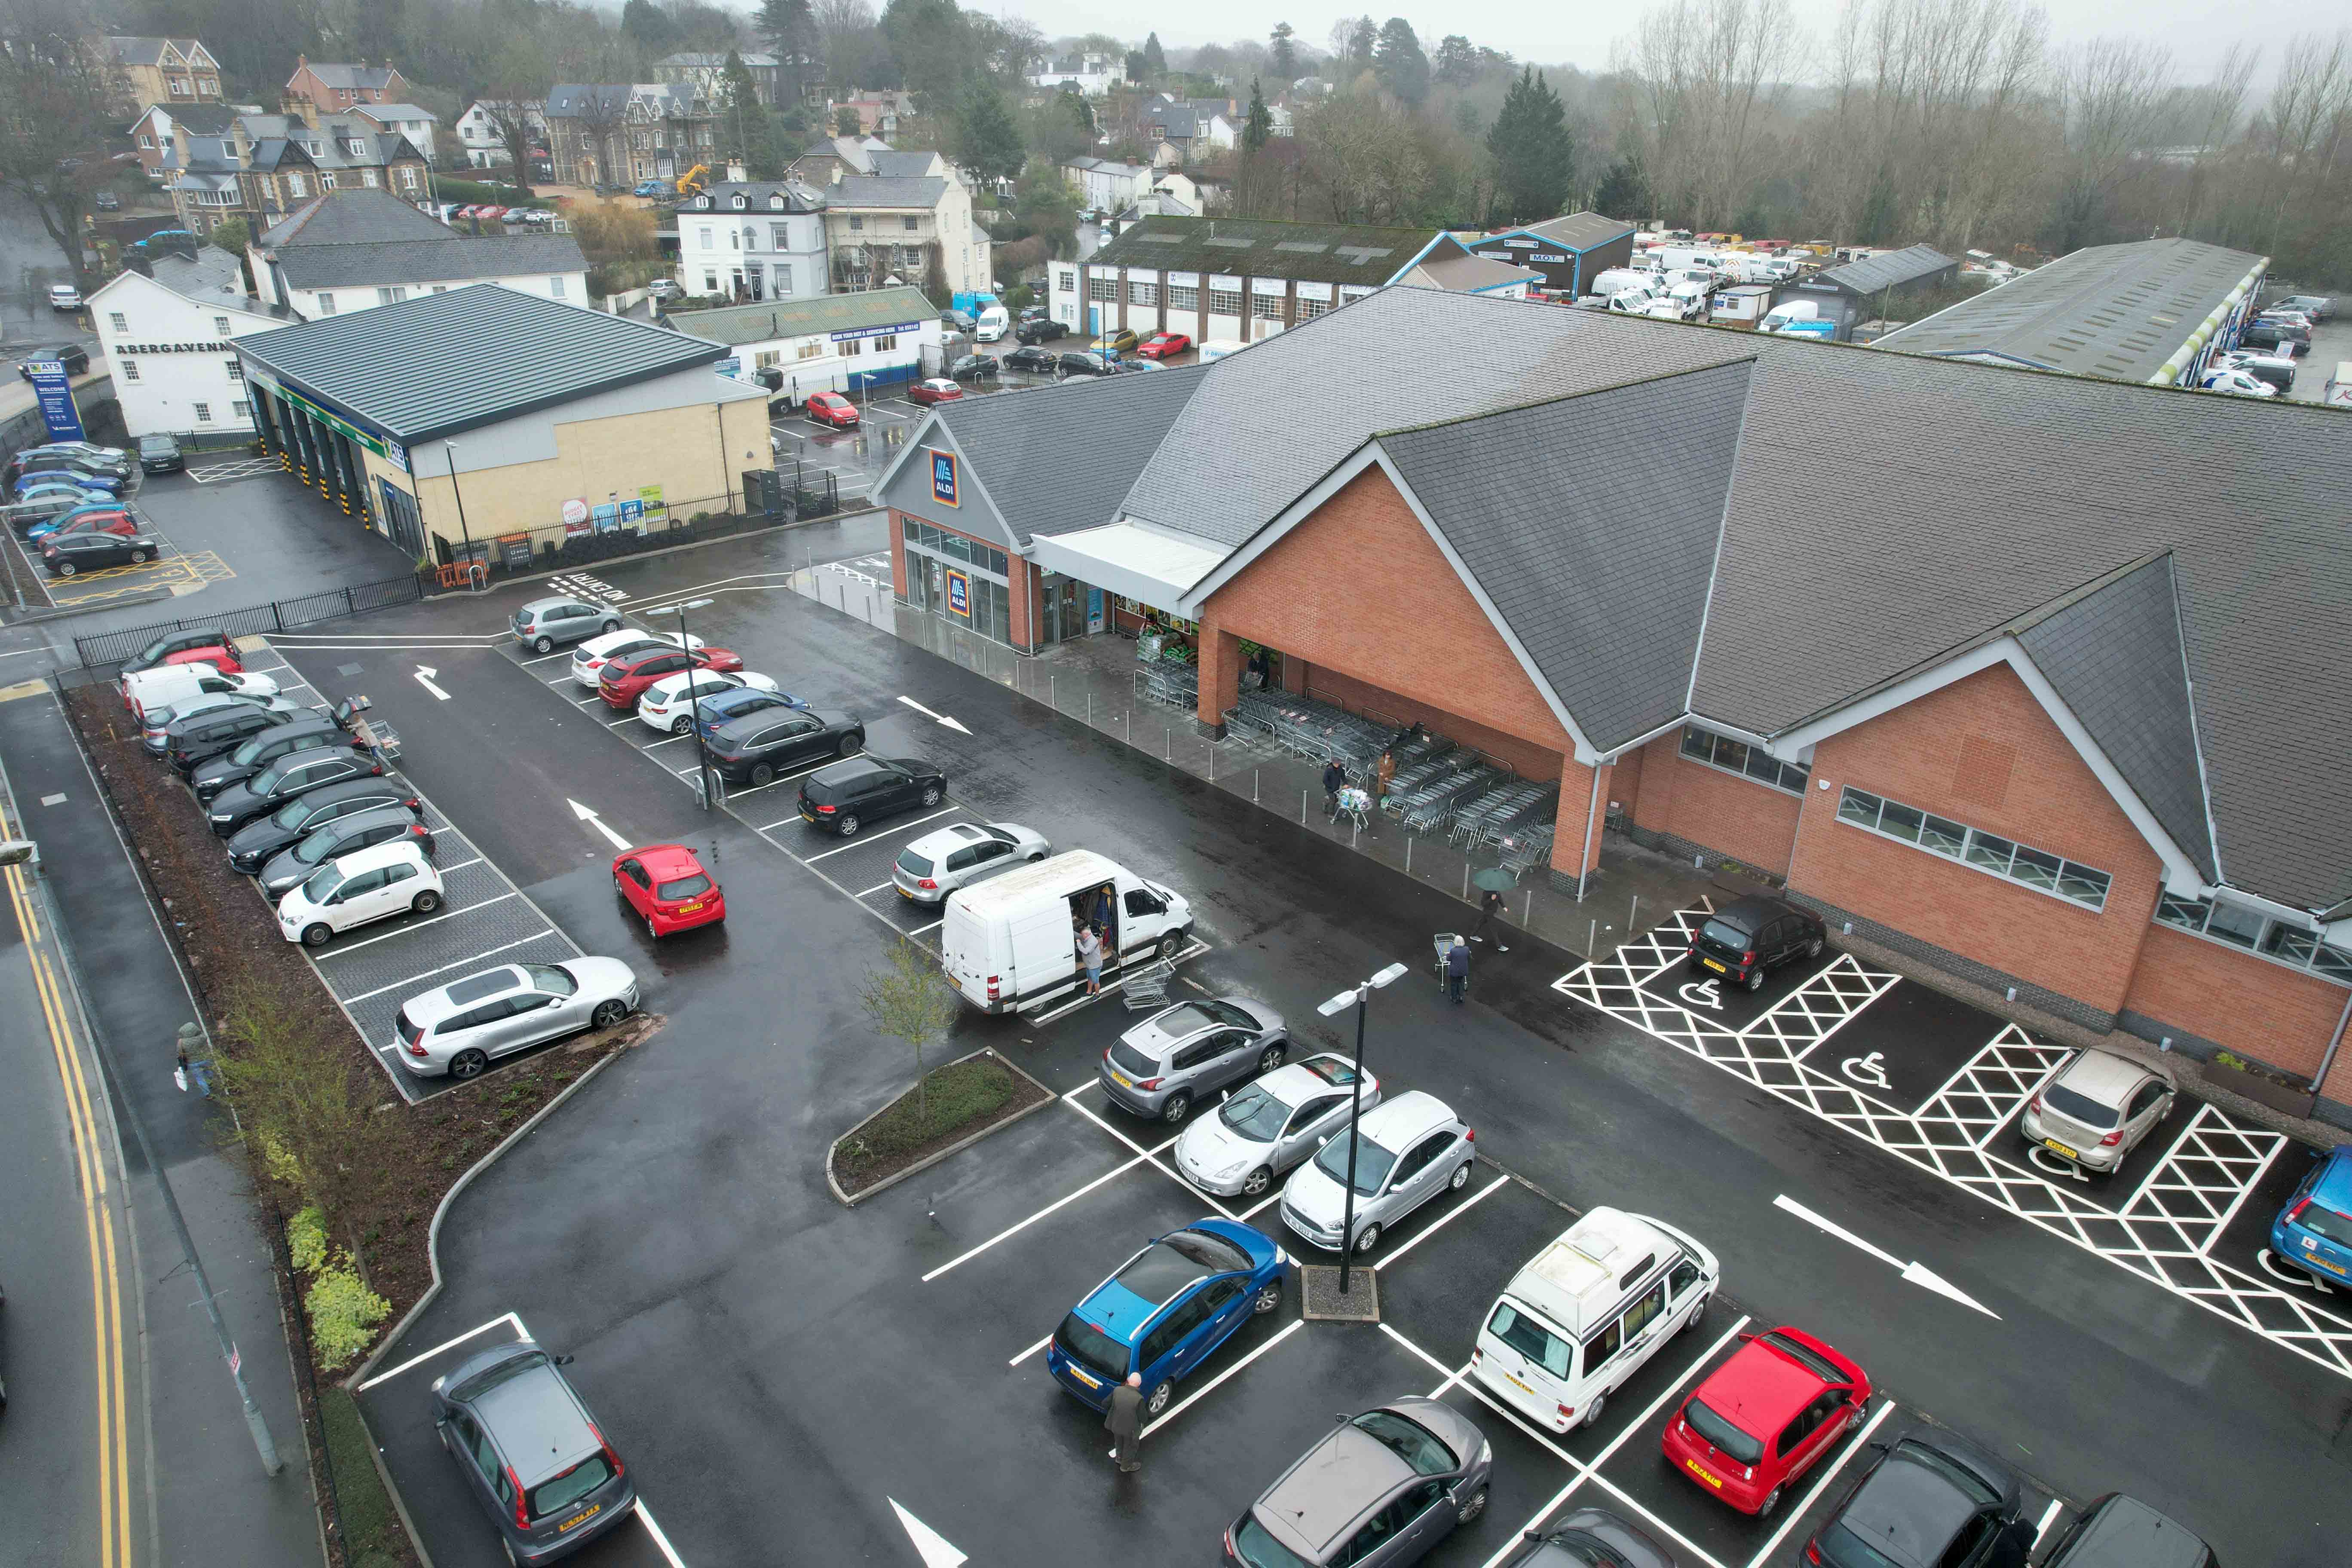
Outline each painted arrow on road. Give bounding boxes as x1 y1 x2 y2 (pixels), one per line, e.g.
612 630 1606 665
567 798 634 853
1773 1194 2002 1319
413 665 450 701
888 1499 966 1568
898 695 971 734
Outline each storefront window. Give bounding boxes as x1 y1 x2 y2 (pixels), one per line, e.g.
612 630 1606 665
1836 786 2109 911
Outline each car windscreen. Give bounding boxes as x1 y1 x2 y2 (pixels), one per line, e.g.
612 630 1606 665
300 864 345 903
447 1348 549 1404
1314 1127 1397 1194
1231 1517 1314 1568
896 848 934 876
656 873 712 900
525 963 577 997
1697 917 1754 952
230 732 274 764
1758 1330 1844 1383
1898 1441 1998 1504
1813 1523 1903 1568
1218 1084 1292 1142
2043 1084 2120 1129
1681 1396 1764 1464
1485 1301 1573 1379
1351 1409 1458 1474
527 1454 612 1520
1053 1312 1129 1382
1203 999 1260 1029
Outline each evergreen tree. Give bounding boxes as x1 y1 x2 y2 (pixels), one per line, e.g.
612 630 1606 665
1124 50 1147 84
1345 18 1376 71
756 0 821 109
954 81 1025 185
619 0 678 54
1142 32 1167 79
1592 159 1647 220
1485 66 1573 225
720 50 790 179
835 104 864 136
1014 159 1081 257
1432 34 1476 85
1268 23 1297 81
1372 18 1428 104
877 0 972 113
1243 78 1272 153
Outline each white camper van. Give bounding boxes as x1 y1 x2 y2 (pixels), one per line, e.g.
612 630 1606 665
1470 1207 1721 1433
940 849 1193 1012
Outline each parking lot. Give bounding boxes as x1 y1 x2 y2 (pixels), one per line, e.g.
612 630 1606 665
7 486 238 609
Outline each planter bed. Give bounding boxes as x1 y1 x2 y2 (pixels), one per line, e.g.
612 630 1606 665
828 1049 1053 1201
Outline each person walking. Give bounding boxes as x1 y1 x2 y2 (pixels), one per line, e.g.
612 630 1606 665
174 1021 212 1097
1322 758 1348 821
1106 1372 1144 1473
1373 748 1396 809
1471 888 1512 952
1445 937 1469 1004
1077 923 1105 995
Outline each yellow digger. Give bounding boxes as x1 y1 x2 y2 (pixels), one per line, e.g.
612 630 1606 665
674 164 710 197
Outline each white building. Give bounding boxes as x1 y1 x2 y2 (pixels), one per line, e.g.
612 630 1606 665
674 180 832 301
662 285 943 403
88 243 294 438
455 100 545 168
1063 157 1152 213
351 103 440 162
248 188 588 319
822 173 990 294
1028 52 1124 95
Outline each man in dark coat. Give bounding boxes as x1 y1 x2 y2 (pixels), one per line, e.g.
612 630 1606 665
1445 937 1469 1004
1323 758 1347 820
1107 1372 1144 1473
1472 888 1511 952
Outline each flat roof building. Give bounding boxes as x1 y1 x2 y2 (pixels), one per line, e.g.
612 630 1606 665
1460 212 1639 297
662 284 943 402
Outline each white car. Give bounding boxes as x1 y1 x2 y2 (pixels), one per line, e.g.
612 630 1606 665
48 283 82 310
635 668 778 735
392 958 639 1078
1641 297 1690 321
2202 368 2276 398
890 820 1050 904
1173 1053 1382 1198
569 628 701 688
1279 1090 1476 1256
276 839 443 947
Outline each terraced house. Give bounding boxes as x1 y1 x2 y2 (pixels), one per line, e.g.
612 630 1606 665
100 35 221 116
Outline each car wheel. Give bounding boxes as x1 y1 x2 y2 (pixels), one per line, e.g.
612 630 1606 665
301 922 333 947
129 548 149 564
1257 1041 1286 1074
1806 936 1824 959
1351 1222 1381 1255
647 915 661 940
1746 965 1767 992
1581 1391 1607 1429
450 1049 487 1080
1758 1485 1784 1519
920 784 942 807
600 619 621 635
1144 1379 1173 1417
1449 1160 1473 1191
1241 1165 1273 1197
55 560 74 576
1156 930 1182 960
838 733 860 757
412 891 441 914
1456 1485 1488 1525
532 634 554 653
591 998 629 1029
1161 1091 1191 1126
1682 1293 1710 1332
671 715 693 735
749 763 775 786
836 813 861 837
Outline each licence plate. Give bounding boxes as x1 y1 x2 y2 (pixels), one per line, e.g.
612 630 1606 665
898 886 913 899
558 1503 601 1533
1501 1371 1534 1397
677 902 702 913
1069 1366 1101 1389
1110 1070 1133 1089
1701 958 1724 974
2043 1138 2078 1159
2316 1254 2347 1276
799 807 815 821
1684 1459 1722 1489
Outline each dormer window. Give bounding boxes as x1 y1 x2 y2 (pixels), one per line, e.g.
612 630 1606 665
770 194 784 209
732 193 745 209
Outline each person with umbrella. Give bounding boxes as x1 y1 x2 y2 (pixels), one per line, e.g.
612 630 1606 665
1471 883 1512 952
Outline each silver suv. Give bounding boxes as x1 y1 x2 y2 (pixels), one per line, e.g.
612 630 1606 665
432 1340 637 1561
1281 1091 1474 1255
1225 1400 1491 1568
395 959 639 1079
1100 996 1287 1125
512 596 622 653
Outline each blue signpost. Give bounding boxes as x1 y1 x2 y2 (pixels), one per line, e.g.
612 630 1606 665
25 361 85 443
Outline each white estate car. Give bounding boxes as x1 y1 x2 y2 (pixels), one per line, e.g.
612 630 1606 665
393 958 639 1078
569 628 703 688
635 669 778 735
276 839 443 947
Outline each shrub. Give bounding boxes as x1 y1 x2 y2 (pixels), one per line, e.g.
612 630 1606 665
287 1206 329 1274
307 1258 391 1370
257 1128 304 1188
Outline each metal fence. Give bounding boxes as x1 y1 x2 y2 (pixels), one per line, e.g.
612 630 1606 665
425 477 844 595
72 573 422 667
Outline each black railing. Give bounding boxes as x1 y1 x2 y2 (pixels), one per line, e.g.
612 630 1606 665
72 573 422 668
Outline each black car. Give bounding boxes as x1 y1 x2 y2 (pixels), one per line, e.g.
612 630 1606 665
93 190 119 211
797 755 946 837
1805 1431 2032 1568
1002 345 1060 373
166 704 293 774
189 716 356 801
6 445 132 485
226 778 421 871
705 707 865 787
2237 320 2309 356
17 344 90 380
137 434 184 473
948 353 1001 382
208 747 397 836
128 626 232 676
42 531 158 575
257 806 436 897
1057 351 1118 377
1014 317 1069 344
2037 1494 2217 1568
1686 894 1825 992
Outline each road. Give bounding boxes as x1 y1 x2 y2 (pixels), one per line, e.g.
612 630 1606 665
236 527 2352 1568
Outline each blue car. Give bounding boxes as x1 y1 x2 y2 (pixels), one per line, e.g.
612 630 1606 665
16 468 123 496
692 683 805 738
1048 1219 1286 1417
2272 1144 2352 1287
634 178 671 197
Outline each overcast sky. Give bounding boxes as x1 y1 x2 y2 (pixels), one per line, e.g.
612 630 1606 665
996 0 2299 84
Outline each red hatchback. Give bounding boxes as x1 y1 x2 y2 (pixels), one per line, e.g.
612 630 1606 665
46 508 140 539
612 844 725 937
599 644 744 708
806 392 859 429
907 377 964 405
160 643 243 676
1137 331 1192 360
1661 1326 1870 1517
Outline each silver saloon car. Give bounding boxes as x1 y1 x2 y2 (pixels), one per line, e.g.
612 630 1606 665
1100 996 1288 1125
1280 1091 1475 1256
1175 1054 1383 1198
891 820 1050 904
395 959 639 1080
1225 1400 1492 1568
2020 1047 2176 1174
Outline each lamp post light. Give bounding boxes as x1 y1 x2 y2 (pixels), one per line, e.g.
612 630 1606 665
443 439 475 584
1316 960 1410 1295
674 596 717 808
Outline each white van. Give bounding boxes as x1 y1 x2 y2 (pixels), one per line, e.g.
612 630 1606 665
975 304 1010 342
1197 340 1245 363
120 662 276 721
940 849 1194 1012
1760 299 1821 331
1470 1207 1719 1433
1587 268 1652 301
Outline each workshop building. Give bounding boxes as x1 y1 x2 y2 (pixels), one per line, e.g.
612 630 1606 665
662 285 941 402
1461 211 1638 297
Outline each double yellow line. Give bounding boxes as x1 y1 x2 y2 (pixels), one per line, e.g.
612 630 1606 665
0 797 132 1568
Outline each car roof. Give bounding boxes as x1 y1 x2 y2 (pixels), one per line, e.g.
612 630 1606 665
331 838 430 874
908 822 995 854
1834 1442 1992 1568
1353 1089 1456 1144
1253 1054 1367 1106
1709 897 1795 930
2058 1494 2208 1568
292 775 407 808
1256 1419 1419 1555
628 844 702 876
522 594 593 612
2053 1048 2150 1103
409 963 529 1025
466 1356 598 1488
260 741 370 775
1694 1331 1838 1434
2309 1144 2352 1208
1513 1208 1682 1329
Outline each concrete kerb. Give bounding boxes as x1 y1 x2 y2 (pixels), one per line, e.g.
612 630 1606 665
421 505 888 603
824 1045 1058 1207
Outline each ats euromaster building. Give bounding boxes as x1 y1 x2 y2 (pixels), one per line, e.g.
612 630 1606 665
876 288 2352 1120
234 284 771 564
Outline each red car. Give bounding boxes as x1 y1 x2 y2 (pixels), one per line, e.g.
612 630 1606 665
598 643 743 708
44 508 140 539
806 392 859 429
1661 1325 1870 1517
612 843 725 937
907 377 964 406
1137 332 1192 360
158 644 243 676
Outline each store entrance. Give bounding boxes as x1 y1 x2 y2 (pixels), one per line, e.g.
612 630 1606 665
1041 575 1102 643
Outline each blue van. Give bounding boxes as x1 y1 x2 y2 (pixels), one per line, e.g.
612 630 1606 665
1048 1220 1286 1418
2271 1144 2352 1286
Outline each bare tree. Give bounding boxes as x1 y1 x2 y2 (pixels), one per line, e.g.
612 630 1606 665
2046 36 2173 251
0 20 113 287
857 938 960 1121
1622 0 1798 229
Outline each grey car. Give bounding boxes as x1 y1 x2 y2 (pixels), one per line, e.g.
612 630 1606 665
2019 1047 2175 1175
891 819 1050 904
143 692 301 756
1225 1400 1492 1568
396 958 638 1079
256 806 434 897
1509 1509 1679 1568
1100 996 1288 1125
1173 1053 1383 1198
512 595 623 654
1280 1091 1475 1256
431 1340 637 1562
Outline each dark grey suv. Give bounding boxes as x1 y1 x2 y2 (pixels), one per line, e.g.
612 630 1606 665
432 1340 637 1562
256 805 435 896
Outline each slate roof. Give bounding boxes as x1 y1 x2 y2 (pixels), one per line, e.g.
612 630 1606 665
132 248 297 321
233 283 730 443
662 285 933 346
274 234 587 289
1873 237 2266 382
545 85 631 119
657 51 779 67
354 103 437 122
298 62 399 91
140 103 236 135
1380 360 1755 750
1813 243 1957 296
1522 212 1638 251
1405 251 1540 293
869 150 942 179
261 188 447 249
680 181 827 214
826 176 947 210
1090 215 1442 288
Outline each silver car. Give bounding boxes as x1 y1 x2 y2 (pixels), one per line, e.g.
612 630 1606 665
891 820 1050 904
512 595 622 654
1175 1054 1383 1198
2020 1047 2175 1175
1280 1090 1474 1255
1100 996 1288 1125
431 1340 638 1561
394 959 639 1079
1224 1400 1492 1568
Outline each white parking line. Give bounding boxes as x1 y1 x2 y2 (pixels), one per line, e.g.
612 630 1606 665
921 1131 1186 1283
1742 1400 1896 1568
313 891 522 956
1008 1333 1054 1367
1136 1317 1304 1442
856 881 894 897
741 756 855 804
910 918 944 935
345 931 555 1003
1374 1172 1511 1271
1029 940 1213 1023
805 805 959 860
355 1311 524 1390
1060 1094 1240 1221
636 1503 688 1568
432 856 484 875
519 650 570 665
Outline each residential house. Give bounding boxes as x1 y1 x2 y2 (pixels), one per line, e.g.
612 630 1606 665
1267 105 1294 137
284 57 412 113
456 101 547 169
656 51 785 108
351 103 441 163
1063 157 1152 213
1132 94 1236 166
1028 53 1124 95
545 84 717 188
101 37 222 117
829 90 915 136
247 188 587 318
674 180 831 302
162 110 429 237
821 172 988 294
89 239 296 437
129 102 236 184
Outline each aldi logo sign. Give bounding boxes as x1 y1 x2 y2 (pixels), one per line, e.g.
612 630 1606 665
946 568 970 618
930 449 959 508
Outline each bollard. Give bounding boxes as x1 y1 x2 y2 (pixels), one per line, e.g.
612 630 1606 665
1406 837 1412 876
1629 894 1640 931
1301 788 1308 824
1589 918 1598 954
1050 674 1057 711
1352 821 1358 848
1164 727 1170 761
1087 691 1093 726
1525 891 1532 925
1462 864 1469 898
1254 769 1259 802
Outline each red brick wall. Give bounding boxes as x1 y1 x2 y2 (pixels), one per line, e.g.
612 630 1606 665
1790 663 2162 1015
1627 731 1805 876
2124 922 2351 1081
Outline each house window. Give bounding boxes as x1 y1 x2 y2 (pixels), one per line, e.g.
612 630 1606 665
1088 275 1117 302
1208 285 1243 315
1251 292 1284 320
872 334 896 351
377 287 406 304
728 230 738 249
317 293 336 313
2157 894 2352 983
170 76 189 95
214 315 231 335
1835 787 2111 911
698 226 714 249
1678 725 1809 794
193 402 211 423
840 337 863 356
754 349 781 369
769 194 785 210
775 263 793 295
227 359 244 383
1128 280 1156 306
398 167 417 189
287 174 308 197
848 214 864 231
1166 283 1198 311
903 214 919 231
703 271 719 291
1298 297 1330 319
362 168 380 187
731 193 744 208
771 223 790 249
550 276 566 297
109 312 128 333
232 399 249 417
138 133 153 148
322 173 337 189
121 360 139 382
1058 270 1075 294
795 340 825 359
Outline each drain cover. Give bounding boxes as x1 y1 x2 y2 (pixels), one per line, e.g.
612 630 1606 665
1301 1265 1380 1322
337 663 364 677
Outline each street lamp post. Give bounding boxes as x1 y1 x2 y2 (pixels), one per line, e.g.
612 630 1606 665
674 596 717 808
443 439 475 584
1316 961 1410 1294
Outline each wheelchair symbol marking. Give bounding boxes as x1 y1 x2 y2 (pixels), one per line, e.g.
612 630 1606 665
1678 981 1724 1011
2257 1247 2337 1293
2026 1144 2089 1183
1840 1051 1889 1089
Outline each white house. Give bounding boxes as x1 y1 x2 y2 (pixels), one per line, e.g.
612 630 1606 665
662 285 943 402
1063 157 1152 213
674 180 832 301
456 100 545 168
1028 52 1124 95
89 243 294 438
351 103 440 162
821 173 989 294
247 188 588 319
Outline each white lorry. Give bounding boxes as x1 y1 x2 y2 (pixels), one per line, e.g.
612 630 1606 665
940 849 1194 1012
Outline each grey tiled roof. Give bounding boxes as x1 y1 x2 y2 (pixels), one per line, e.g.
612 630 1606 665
142 248 298 320
826 176 948 210
1380 360 1755 750
1406 251 1540 292
1524 212 1637 251
1089 214 1439 287
2015 554 2216 880
680 181 827 214
1815 243 1956 296
262 188 447 248
299 62 399 90
274 234 587 288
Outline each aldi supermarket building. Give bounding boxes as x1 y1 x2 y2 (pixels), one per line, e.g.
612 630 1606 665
876 288 2352 1121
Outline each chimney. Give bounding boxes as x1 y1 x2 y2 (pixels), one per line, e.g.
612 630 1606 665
726 160 746 181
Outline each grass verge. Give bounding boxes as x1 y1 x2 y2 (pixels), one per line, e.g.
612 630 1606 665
831 1054 1047 1194
319 1388 407 1568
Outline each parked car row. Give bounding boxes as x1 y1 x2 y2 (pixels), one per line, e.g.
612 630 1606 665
2 441 164 576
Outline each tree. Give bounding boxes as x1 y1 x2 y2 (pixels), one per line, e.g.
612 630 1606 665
1142 31 1167 79
1339 17 1376 74
857 938 962 1123
1013 157 1081 256
620 0 679 54
835 103 864 135
955 81 1025 184
1592 158 1647 219
1024 86 1094 162
720 50 792 178
1433 34 1476 86
877 0 971 111
0 26 112 287
757 0 822 107
1373 18 1429 104
207 216 252 259
1244 78 1274 152
1269 22 1298 81
1485 66 1572 225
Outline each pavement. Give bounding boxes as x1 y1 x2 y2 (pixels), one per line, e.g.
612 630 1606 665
218 526 2352 1568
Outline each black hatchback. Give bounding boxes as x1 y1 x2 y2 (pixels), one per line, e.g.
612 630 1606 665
43 531 158 575
189 716 355 800
1805 1430 2032 1568
1686 895 1825 992
226 777 423 873
1002 345 1059 373
797 756 945 837
206 745 392 836
1057 351 1118 377
2037 1494 2217 1568
1014 317 1069 344
166 703 294 774
948 353 1001 382
705 707 864 787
